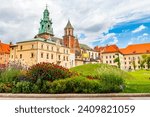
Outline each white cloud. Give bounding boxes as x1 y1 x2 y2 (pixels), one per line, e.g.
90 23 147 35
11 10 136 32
128 34 150 45
132 25 146 33
0 0 150 47
143 33 149 36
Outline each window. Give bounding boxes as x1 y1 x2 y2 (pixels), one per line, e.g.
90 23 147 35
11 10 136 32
58 55 61 60
32 45 34 49
41 53 43 58
51 46 53 51
20 54 22 59
113 55 115 58
20 46 23 50
66 56 69 61
129 57 130 60
31 53 34 58
110 60 112 63
109 56 111 58
51 54 53 59
47 45 49 50
106 56 108 59
124 57 126 60
47 53 49 59
64 49 65 53
125 62 126 65
41 44 43 49
11 55 13 59
57 48 59 52
106 61 108 64
63 56 65 61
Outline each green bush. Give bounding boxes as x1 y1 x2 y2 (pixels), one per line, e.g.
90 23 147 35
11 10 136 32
71 64 127 93
12 81 32 93
0 68 21 83
96 65 125 92
0 83 12 93
47 77 102 93
27 62 74 82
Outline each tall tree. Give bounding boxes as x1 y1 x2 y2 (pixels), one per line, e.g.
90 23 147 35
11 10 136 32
142 54 150 69
114 56 120 68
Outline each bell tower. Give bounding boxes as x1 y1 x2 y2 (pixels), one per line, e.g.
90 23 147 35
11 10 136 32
36 5 54 39
64 20 74 36
63 20 80 53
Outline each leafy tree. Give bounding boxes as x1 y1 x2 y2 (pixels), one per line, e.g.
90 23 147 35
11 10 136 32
141 54 150 69
139 59 145 69
114 56 120 68
132 60 136 70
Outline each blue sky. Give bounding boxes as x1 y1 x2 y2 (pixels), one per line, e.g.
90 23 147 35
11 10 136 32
91 19 150 48
0 0 150 48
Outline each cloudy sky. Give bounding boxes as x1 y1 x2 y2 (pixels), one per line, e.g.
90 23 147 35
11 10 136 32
0 0 150 48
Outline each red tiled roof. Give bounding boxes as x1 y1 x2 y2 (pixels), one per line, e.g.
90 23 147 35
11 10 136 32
0 41 10 54
94 46 104 52
102 45 120 53
120 43 150 55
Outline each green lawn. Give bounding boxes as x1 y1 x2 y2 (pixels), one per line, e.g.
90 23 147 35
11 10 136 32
71 64 150 93
124 70 150 93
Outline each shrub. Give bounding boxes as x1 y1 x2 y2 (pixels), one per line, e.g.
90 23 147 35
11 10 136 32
0 83 12 93
0 68 22 83
27 62 74 82
47 77 102 93
12 81 32 93
96 65 125 92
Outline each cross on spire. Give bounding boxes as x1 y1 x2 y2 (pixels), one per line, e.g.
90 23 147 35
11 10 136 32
46 4 48 9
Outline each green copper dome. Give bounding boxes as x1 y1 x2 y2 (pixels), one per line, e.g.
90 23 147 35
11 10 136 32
38 6 54 36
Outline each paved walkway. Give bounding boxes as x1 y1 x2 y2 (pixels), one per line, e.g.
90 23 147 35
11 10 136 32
0 93 150 100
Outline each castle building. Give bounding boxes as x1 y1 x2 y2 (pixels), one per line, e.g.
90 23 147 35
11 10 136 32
9 6 150 70
10 7 73 68
9 6 100 68
94 43 150 70
0 40 10 68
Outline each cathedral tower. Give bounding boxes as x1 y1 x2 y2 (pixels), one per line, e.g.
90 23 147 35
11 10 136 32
63 20 80 54
36 5 54 39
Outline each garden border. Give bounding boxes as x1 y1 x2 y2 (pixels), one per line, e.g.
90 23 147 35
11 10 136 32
0 93 150 98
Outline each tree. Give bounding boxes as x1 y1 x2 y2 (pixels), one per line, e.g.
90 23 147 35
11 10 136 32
132 60 136 70
139 59 145 69
114 56 120 68
141 54 150 69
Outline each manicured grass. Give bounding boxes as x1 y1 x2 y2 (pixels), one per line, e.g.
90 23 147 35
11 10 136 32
71 64 150 93
124 70 150 93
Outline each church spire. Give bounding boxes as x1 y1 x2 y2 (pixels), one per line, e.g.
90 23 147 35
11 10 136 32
38 5 54 36
65 20 74 29
64 20 74 36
